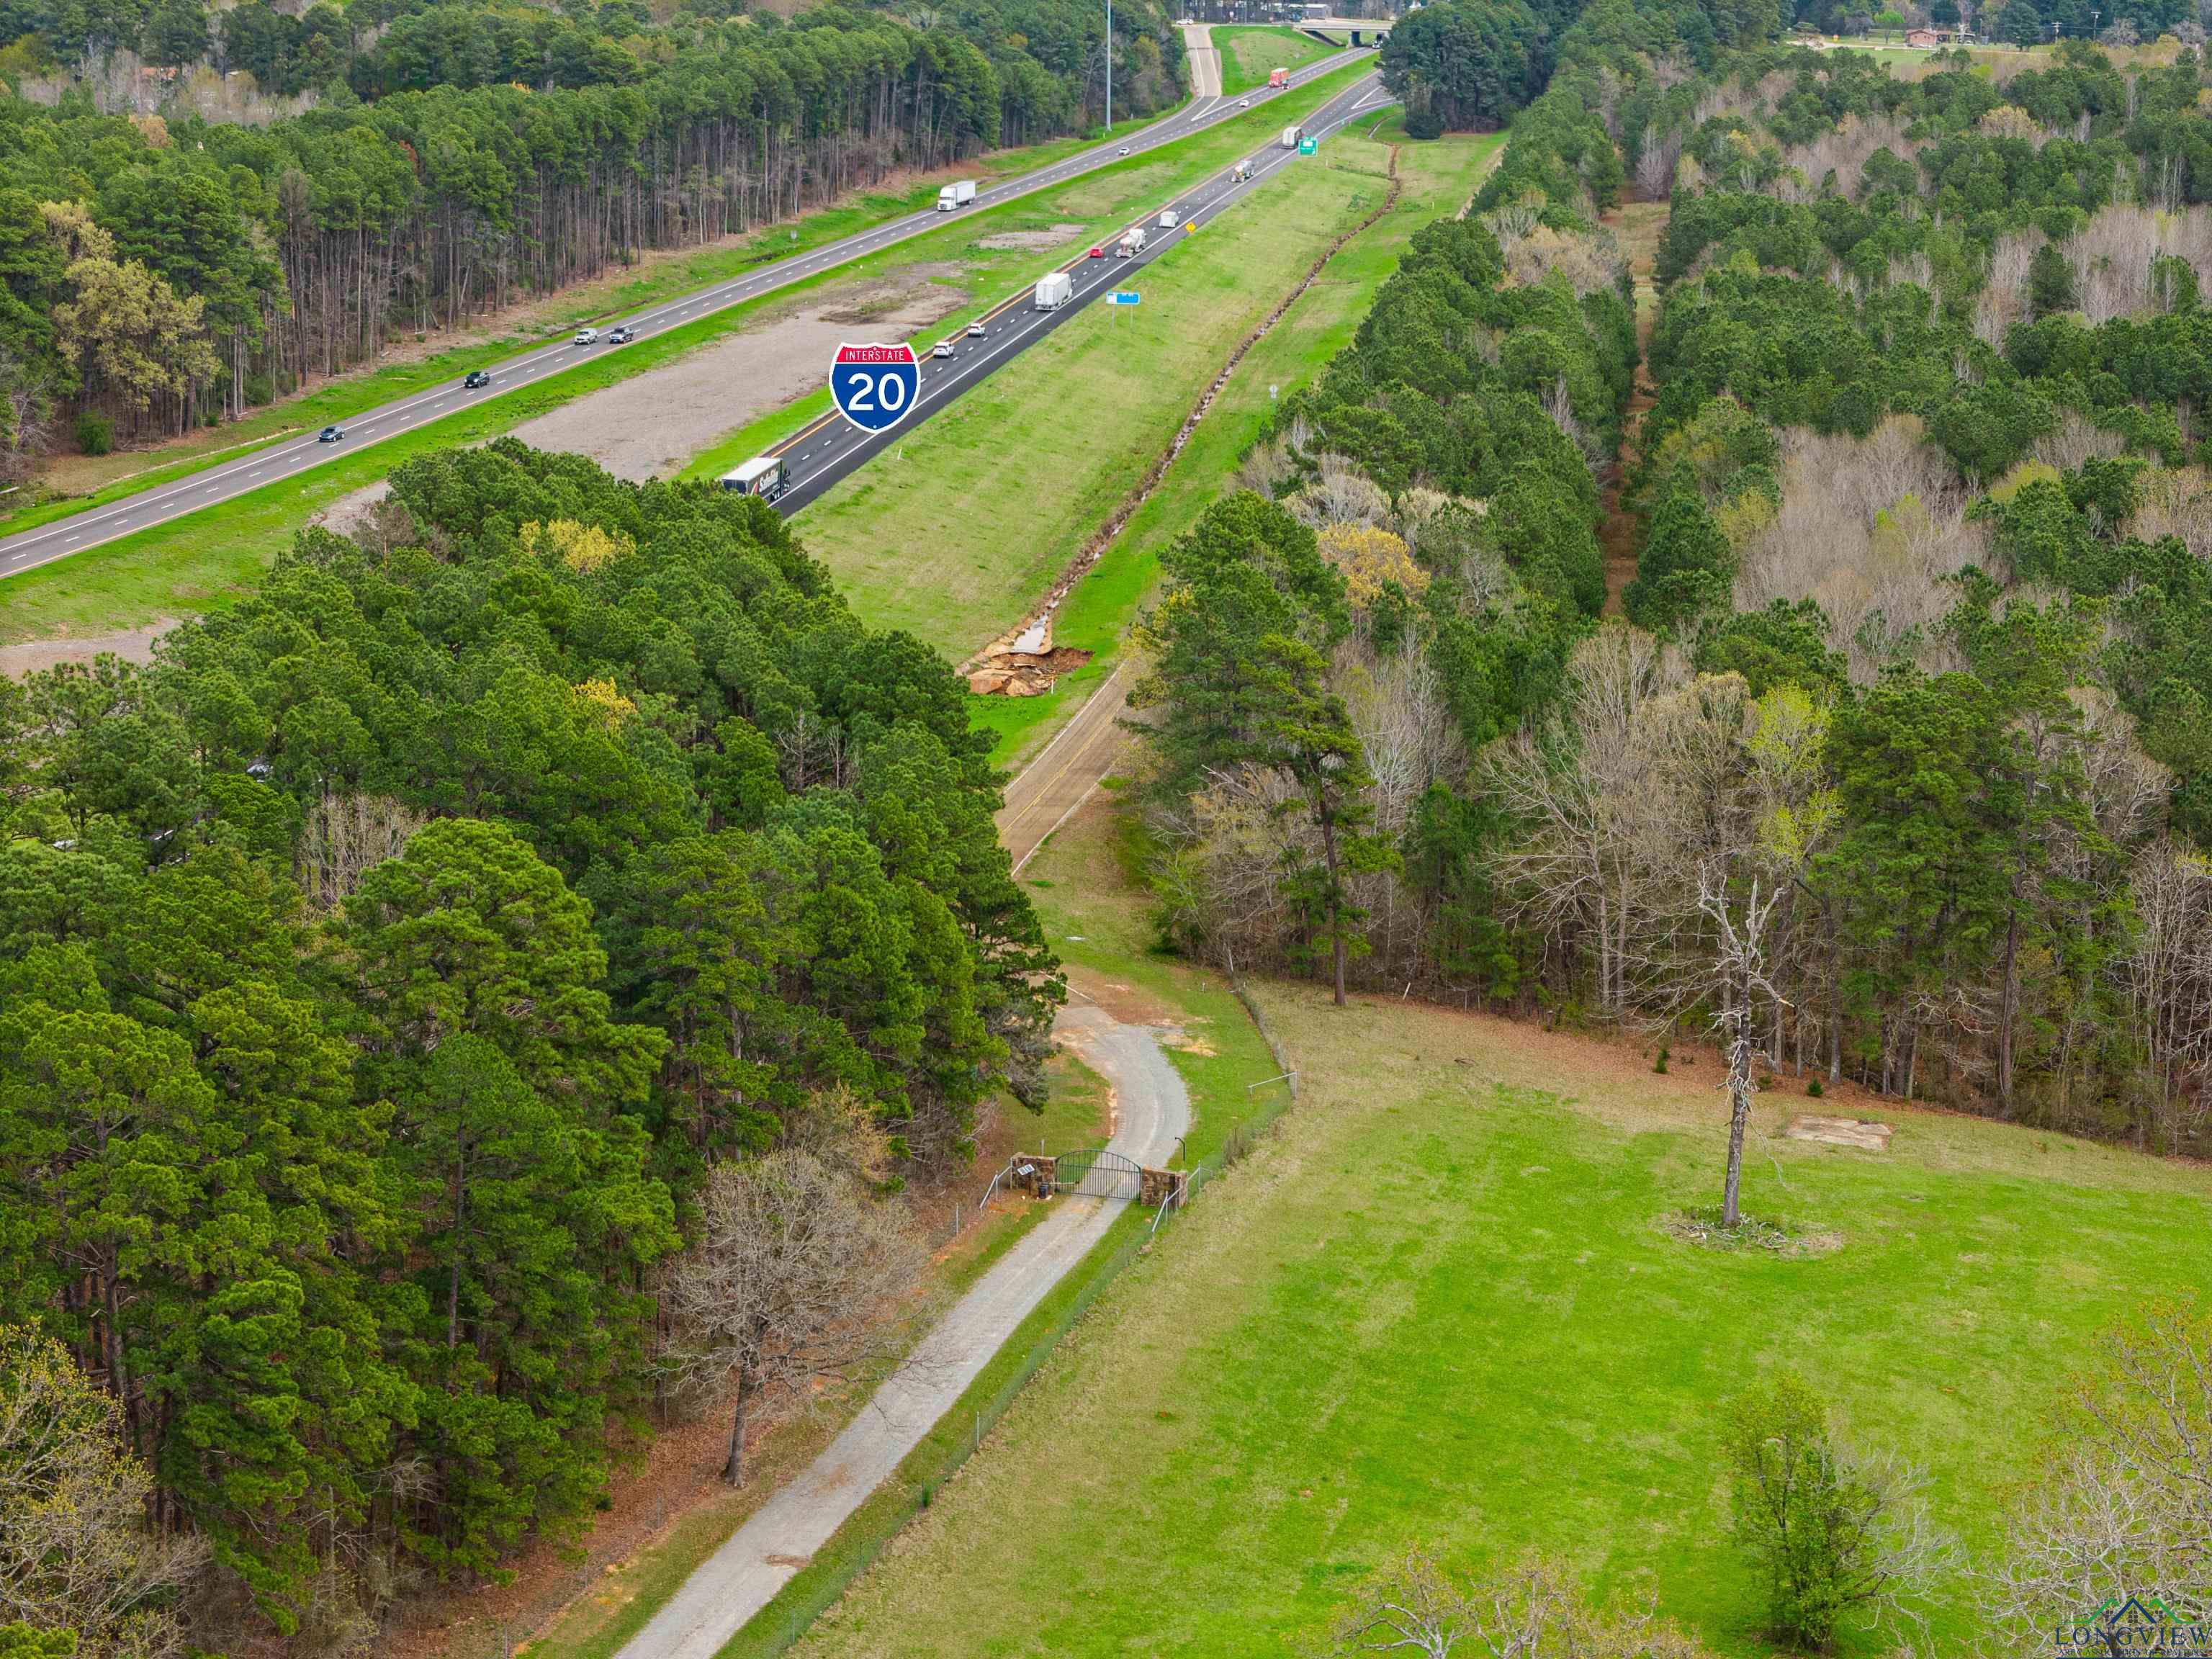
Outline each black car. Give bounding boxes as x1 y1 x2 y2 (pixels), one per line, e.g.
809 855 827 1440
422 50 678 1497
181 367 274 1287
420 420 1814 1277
318 426 344 443
464 369 491 389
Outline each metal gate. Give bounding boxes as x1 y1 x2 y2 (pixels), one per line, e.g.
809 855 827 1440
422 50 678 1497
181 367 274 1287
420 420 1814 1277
1053 1146 1143 1200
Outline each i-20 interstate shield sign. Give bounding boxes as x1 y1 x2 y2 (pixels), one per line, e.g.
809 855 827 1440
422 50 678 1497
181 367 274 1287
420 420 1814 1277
829 342 920 433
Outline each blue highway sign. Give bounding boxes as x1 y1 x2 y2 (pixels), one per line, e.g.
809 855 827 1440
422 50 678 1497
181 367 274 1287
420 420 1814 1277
830 342 921 432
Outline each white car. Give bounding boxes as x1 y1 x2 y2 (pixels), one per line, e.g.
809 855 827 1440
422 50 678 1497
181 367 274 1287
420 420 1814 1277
1118 145 1130 156
574 326 598 345
932 341 954 359
967 321 986 337
1238 96 1250 107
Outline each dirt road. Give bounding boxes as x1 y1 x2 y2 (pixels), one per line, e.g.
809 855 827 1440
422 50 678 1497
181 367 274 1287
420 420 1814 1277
611 999 1187 1659
996 657 1141 874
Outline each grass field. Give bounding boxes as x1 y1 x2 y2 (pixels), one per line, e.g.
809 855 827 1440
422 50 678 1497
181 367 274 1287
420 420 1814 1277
968 117 1503 766
1215 24 1337 95
0 67 1371 648
783 138 1396 659
791 800 2212 1659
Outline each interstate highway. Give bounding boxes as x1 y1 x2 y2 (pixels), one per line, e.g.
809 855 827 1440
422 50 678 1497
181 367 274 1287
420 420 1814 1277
0 45 1371 584
768 72 1397 516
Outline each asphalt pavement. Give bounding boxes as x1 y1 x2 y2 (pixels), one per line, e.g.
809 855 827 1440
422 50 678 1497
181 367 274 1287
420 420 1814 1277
0 48 1372 586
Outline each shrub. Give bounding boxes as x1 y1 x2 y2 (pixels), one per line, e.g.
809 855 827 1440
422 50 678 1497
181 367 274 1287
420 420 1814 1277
1727 1373 1942 1648
73 412 112 456
244 372 275 406
1807 1076 1824 1097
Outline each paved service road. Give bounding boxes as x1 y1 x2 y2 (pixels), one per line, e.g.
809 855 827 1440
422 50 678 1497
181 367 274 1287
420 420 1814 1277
763 70 1396 516
612 1001 1190 1659
0 49 1367 586
1180 19 1223 102
998 657 1141 875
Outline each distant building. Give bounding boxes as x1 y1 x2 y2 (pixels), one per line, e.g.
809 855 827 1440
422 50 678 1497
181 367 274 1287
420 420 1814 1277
1904 25 1956 43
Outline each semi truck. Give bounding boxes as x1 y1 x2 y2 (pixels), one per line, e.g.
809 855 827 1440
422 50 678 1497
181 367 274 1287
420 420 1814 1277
1281 125 1303 149
1267 65 1288 87
721 456 788 501
936 179 976 211
1034 270 1074 310
1117 228 1147 257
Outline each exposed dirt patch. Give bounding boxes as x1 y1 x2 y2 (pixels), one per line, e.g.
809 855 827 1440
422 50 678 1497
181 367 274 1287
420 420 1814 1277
509 273 966 481
974 223 1086 252
310 479 392 539
1784 1115 1895 1151
1 619 175 678
965 644 1094 697
1067 967 1184 1029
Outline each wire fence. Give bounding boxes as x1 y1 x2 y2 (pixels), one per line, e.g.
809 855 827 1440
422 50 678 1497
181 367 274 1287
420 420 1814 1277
748 1215 1157 1655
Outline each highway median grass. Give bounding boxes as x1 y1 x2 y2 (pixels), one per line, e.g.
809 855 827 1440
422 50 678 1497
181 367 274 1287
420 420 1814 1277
1215 24 1339 95
0 65 1372 647
967 116 1503 769
791 796 2212 1659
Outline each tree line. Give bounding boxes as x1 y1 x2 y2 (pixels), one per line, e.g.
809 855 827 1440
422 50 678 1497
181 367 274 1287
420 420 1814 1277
0 441 1061 1647
0 0 1184 462
1130 8 2212 1155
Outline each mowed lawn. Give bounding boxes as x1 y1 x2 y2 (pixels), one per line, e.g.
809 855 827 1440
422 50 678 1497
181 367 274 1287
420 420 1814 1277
788 148 1390 658
970 120 1504 765
1215 24 1337 94
798 825 2212 1655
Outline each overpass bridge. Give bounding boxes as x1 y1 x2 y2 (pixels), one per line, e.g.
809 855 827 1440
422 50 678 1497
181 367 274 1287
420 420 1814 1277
1298 14 1395 45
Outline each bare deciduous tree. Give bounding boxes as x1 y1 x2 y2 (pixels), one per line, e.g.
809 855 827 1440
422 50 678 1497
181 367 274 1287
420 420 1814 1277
1697 866 1781 1228
1984 1298 2212 1646
296 790 427 910
0 1326 204 1658
1335 1550 1716 1658
662 1148 927 1485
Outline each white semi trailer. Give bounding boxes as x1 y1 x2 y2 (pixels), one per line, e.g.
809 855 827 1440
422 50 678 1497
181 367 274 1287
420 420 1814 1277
1033 270 1075 310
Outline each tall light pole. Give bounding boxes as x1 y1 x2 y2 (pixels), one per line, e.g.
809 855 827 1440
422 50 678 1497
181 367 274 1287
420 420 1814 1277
1105 0 1113 132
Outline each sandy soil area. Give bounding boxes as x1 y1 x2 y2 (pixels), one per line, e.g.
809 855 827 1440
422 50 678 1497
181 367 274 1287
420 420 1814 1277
975 223 1084 251
0 621 174 678
510 275 967 481
312 479 392 539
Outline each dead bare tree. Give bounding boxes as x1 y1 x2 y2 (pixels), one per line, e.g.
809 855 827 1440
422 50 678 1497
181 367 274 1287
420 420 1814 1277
296 790 426 910
1697 866 1782 1228
661 1148 927 1485
1335 1550 1716 1658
